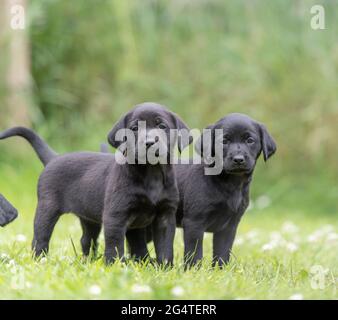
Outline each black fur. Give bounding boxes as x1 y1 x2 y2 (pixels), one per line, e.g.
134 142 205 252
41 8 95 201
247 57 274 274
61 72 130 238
131 113 277 268
0 102 191 265
0 194 18 227
178 113 276 267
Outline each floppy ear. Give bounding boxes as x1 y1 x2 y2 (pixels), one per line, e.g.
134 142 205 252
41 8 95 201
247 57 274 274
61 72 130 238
170 112 193 153
258 123 277 161
107 113 129 149
195 124 215 158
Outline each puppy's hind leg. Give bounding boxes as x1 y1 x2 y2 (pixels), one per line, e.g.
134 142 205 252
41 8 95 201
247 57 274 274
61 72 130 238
80 218 101 257
32 200 60 257
126 228 150 262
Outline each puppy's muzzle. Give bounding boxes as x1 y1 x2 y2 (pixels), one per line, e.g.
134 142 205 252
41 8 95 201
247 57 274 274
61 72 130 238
233 154 245 165
145 138 156 149
227 154 252 173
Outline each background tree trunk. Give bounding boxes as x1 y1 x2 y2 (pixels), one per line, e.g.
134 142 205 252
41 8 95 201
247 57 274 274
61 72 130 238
0 0 31 127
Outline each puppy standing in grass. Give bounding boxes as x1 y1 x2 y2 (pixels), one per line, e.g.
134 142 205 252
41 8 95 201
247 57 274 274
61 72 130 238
177 114 276 267
0 102 191 265
112 113 276 268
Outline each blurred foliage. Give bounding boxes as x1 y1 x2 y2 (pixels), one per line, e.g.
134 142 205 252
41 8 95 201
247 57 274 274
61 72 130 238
25 0 338 172
1 0 338 208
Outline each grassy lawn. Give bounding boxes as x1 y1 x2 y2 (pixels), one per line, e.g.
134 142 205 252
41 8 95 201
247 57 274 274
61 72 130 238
0 160 337 300
1 0 338 301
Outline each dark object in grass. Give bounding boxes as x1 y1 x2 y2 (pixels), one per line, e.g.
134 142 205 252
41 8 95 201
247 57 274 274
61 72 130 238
0 194 18 227
0 102 191 265
176 114 276 268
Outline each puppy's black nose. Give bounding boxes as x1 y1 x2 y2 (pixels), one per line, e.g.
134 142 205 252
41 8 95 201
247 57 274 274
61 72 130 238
145 140 155 148
233 155 245 164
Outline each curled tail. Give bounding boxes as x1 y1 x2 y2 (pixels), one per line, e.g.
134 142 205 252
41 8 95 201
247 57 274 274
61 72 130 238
0 127 57 166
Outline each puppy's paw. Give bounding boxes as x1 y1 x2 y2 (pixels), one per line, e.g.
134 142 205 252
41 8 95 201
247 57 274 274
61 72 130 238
104 256 127 266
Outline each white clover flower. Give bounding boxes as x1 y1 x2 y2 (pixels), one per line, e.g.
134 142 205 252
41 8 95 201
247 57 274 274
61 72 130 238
326 232 338 242
320 225 334 234
245 230 260 244
307 233 321 243
269 232 286 247
89 285 102 296
8 259 16 266
261 242 276 251
308 226 334 242
255 195 271 210
281 221 299 234
291 235 301 243
40 257 48 264
131 284 152 294
15 234 27 242
171 286 185 297
289 293 304 300
234 237 244 246
270 231 283 241
285 242 298 252
246 230 259 239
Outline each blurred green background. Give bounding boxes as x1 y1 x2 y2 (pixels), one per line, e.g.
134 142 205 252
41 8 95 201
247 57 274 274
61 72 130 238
0 0 338 215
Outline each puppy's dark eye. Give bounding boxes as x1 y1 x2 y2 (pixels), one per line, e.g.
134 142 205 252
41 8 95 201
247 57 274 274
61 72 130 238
246 137 255 144
130 125 138 132
158 123 167 129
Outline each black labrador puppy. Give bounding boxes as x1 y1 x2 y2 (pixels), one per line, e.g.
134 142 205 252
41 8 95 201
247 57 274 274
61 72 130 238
0 102 191 265
0 194 18 227
176 113 276 267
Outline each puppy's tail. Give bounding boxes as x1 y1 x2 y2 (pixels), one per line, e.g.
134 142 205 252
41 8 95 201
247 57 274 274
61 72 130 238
0 127 57 166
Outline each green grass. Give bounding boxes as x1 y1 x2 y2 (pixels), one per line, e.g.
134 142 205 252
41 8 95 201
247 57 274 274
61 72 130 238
0 159 337 300
0 0 337 300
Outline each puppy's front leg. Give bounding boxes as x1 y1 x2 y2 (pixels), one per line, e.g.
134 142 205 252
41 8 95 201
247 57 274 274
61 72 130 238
152 211 176 266
212 216 242 268
183 222 204 268
103 213 128 264
126 228 150 261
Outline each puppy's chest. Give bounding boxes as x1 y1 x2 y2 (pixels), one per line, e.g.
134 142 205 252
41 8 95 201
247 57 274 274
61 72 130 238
127 180 174 229
213 186 248 211
225 189 248 214
206 190 248 232
144 177 164 205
